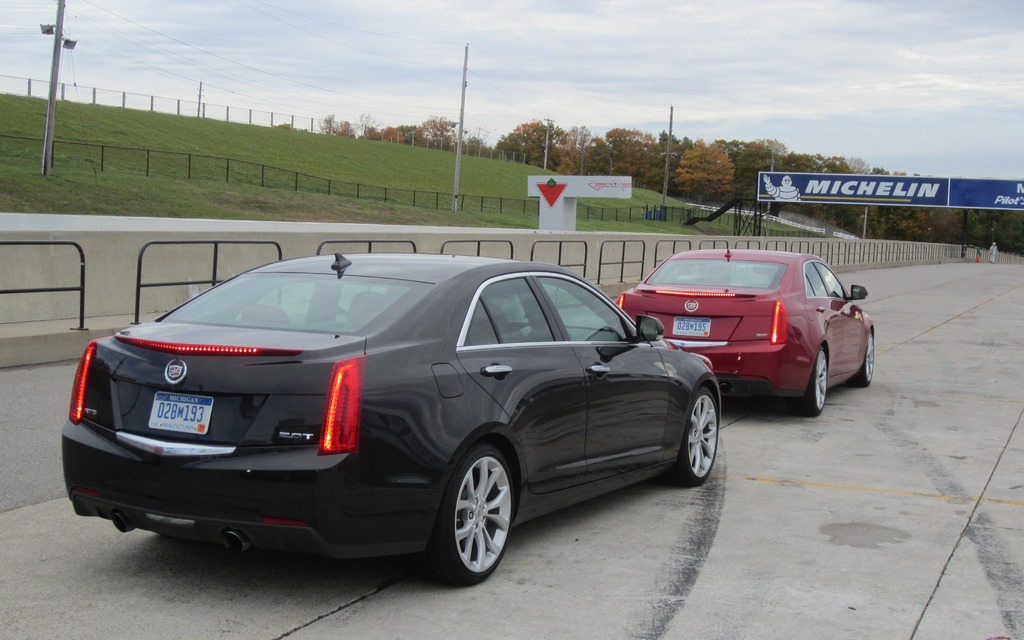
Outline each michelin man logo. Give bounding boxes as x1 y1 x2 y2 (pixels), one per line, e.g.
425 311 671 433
763 174 801 201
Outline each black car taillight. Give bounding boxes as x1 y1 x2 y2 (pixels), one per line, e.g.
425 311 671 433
320 356 365 455
69 340 98 424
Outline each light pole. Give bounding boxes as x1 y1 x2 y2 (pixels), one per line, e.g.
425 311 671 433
450 44 468 214
542 119 554 171
661 105 674 216
41 0 76 176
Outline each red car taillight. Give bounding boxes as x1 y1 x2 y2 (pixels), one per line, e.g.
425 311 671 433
770 300 788 345
616 293 625 309
69 340 98 424
320 356 365 455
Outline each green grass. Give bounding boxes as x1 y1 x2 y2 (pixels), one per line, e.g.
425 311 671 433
0 93 732 235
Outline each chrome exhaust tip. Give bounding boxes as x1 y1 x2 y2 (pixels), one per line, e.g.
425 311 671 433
221 529 251 552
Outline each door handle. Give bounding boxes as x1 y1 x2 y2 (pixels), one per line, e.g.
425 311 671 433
481 364 513 379
586 363 611 376
816 306 827 313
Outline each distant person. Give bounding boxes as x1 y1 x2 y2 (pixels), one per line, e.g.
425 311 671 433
989 242 998 263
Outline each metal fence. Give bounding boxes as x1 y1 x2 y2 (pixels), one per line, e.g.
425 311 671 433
0 241 88 330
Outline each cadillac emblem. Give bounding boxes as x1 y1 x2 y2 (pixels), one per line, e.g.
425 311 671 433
164 359 188 385
684 300 699 313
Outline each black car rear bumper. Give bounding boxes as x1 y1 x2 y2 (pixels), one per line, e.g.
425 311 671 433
62 420 437 559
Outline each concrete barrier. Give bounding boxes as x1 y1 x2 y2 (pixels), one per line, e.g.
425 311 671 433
0 212 976 367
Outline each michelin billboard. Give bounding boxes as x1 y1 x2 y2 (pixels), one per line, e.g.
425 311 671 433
759 172 1024 211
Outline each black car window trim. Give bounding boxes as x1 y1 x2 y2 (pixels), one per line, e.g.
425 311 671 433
456 271 636 350
456 272 562 350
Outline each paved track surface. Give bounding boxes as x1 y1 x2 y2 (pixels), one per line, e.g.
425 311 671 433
1 262 1021 639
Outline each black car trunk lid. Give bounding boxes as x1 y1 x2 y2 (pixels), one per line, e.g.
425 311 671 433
84 325 364 448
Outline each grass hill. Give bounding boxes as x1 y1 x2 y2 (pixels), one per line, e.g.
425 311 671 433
0 94 717 234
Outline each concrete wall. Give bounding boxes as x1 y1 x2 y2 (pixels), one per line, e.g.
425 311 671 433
1 212 973 328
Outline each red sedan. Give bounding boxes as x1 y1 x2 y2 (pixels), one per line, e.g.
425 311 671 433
617 249 873 416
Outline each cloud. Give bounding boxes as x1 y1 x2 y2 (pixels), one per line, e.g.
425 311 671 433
2 0 1024 177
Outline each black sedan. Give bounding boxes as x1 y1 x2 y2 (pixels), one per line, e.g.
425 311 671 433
63 253 720 585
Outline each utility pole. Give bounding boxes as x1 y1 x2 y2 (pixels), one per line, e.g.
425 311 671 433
197 82 203 118
661 105 674 216
41 0 68 176
542 119 554 171
451 44 468 214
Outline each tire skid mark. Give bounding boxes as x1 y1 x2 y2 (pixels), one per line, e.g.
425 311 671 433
871 287 1024 636
965 511 1024 637
629 454 727 640
876 390 1024 637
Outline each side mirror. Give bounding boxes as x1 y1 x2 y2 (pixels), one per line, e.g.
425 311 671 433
636 315 664 342
849 285 868 301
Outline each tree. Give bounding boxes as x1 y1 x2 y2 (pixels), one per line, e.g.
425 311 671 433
358 113 380 139
495 121 549 167
420 116 456 149
320 114 340 136
603 128 660 188
465 126 491 156
719 139 786 198
846 157 872 174
558 125 593 174
379 126 405 144
396 124 419 145
320 114 355 137
674 139 735 205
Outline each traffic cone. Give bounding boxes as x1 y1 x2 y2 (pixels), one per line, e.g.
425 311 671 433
976 254 981 263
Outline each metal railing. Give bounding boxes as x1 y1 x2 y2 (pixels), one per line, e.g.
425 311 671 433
440 240 515 259
133 240 283 324
316 240 418 255
597 240 646 284
6 234 1010 334
530 241 589 277
0 241 87 330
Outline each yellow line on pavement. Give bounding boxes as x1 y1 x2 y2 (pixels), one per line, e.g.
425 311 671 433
736 476 1024 507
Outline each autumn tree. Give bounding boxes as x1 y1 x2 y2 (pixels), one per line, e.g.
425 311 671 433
393 124 418 145
601 128 661 188
658 132 692 196
420 116 456 149
556 126 593 174
674 139 735 205
495 121 550 167
379 126 405 144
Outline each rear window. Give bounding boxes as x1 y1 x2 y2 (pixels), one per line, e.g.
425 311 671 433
647 259 786 289
163 273 427 333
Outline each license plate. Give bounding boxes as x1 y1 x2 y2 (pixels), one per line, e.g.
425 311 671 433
674 317 711 337
149 392 214 434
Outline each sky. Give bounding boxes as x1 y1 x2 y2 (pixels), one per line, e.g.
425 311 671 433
2 0 1024 180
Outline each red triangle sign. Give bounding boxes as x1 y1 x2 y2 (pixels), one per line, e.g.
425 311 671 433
537 182 568 207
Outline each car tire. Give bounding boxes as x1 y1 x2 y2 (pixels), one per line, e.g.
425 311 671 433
847 330 874 388
788 347 828 417
663 386 719 487
417 443 514 586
